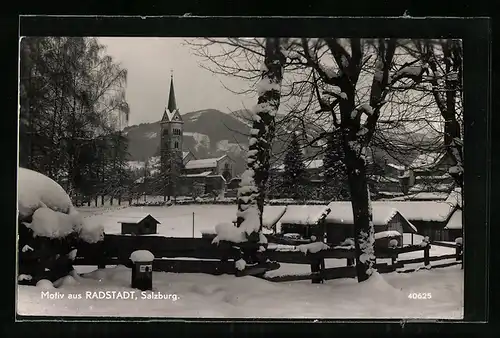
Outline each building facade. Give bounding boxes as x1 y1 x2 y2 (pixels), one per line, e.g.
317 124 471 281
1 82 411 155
158 73 234 198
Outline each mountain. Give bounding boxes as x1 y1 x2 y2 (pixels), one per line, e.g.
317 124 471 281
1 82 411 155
123 108 440 177
123 109 250 175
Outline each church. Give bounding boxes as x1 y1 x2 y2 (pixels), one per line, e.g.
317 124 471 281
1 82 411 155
159 74 235 198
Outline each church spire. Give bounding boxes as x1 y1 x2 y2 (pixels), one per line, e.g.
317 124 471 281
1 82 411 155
167 70 177 113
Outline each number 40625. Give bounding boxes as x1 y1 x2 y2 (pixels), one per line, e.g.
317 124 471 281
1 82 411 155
408 293 432 300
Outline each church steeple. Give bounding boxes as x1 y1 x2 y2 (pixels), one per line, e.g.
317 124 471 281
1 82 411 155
167 71 177 113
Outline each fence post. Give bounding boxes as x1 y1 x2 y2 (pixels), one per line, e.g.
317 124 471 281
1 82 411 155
456 243 462 261
192 212 195 238
310 252 324 284
424 245 430 266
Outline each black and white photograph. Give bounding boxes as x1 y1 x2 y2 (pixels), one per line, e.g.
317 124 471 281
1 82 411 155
17 33 468 319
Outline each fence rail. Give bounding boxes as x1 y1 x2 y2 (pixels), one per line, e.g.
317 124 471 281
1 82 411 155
74 234 462 283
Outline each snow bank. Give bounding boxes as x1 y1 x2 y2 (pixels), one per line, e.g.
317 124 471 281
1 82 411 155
18 168 73 219
374 230 401 240
130 250 155 263
36 279 55 289
18 263 463 318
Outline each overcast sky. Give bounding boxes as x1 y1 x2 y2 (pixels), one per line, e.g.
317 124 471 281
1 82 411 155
98 37 256 126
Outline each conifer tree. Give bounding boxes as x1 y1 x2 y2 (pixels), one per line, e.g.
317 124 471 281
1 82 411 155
322 131 349 201
282 132 309 200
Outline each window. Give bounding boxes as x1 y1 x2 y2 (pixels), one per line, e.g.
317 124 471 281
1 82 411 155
224 163 230 169
174 141 179 149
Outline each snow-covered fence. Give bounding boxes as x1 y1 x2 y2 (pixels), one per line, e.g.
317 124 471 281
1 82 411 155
74 234 461 283
75 234 279 276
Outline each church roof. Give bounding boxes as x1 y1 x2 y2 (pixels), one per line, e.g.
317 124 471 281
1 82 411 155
161 73 182 123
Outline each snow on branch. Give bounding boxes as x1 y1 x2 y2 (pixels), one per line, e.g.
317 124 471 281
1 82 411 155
350 103 374 120
256 77 281 96
390 64 429 85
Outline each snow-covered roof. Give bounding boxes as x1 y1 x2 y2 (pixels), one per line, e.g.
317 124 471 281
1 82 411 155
410 152 446 170
387 163 405 171
369 175 400 183
444 209 462 230
185 155 227 170
280 205 331 225
445 188 462 208
119 214 161 224
370 200 456 223
409 183 453 193
325 202 416 232
232 205 287 229
274 159 324 172
184 171 213 178
374 230 401 240
182 151 191 159
400 192 450 201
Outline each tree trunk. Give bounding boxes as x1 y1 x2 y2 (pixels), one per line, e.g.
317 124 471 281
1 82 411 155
236 38 286 232
101 195 104 206
344 153 375 282
110 197 113 206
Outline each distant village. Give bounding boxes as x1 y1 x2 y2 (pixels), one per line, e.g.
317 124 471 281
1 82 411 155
126 75 459 205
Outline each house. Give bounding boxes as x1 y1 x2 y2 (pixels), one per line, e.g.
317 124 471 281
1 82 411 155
184 154 235 181
324 201 418 246
120 214 160 235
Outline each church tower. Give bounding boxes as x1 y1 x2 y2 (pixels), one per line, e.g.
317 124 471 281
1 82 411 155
160 72 184 199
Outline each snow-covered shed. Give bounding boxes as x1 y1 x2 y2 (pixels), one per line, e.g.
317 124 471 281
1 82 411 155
371 189 462 241
120 214 160 235
279 205 331 238
324 202 418 246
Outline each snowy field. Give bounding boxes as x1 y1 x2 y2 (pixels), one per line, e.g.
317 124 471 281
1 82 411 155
78 204 237 238
17 204 463 319
17 265 463 319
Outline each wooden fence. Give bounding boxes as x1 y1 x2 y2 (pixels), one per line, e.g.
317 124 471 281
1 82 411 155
75 234 463 283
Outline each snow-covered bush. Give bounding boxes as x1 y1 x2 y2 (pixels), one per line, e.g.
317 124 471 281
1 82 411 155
17 167 104 284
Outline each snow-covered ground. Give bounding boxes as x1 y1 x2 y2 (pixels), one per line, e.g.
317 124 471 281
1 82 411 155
80 204 237 237
17 204 463 319
17 265 463 318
